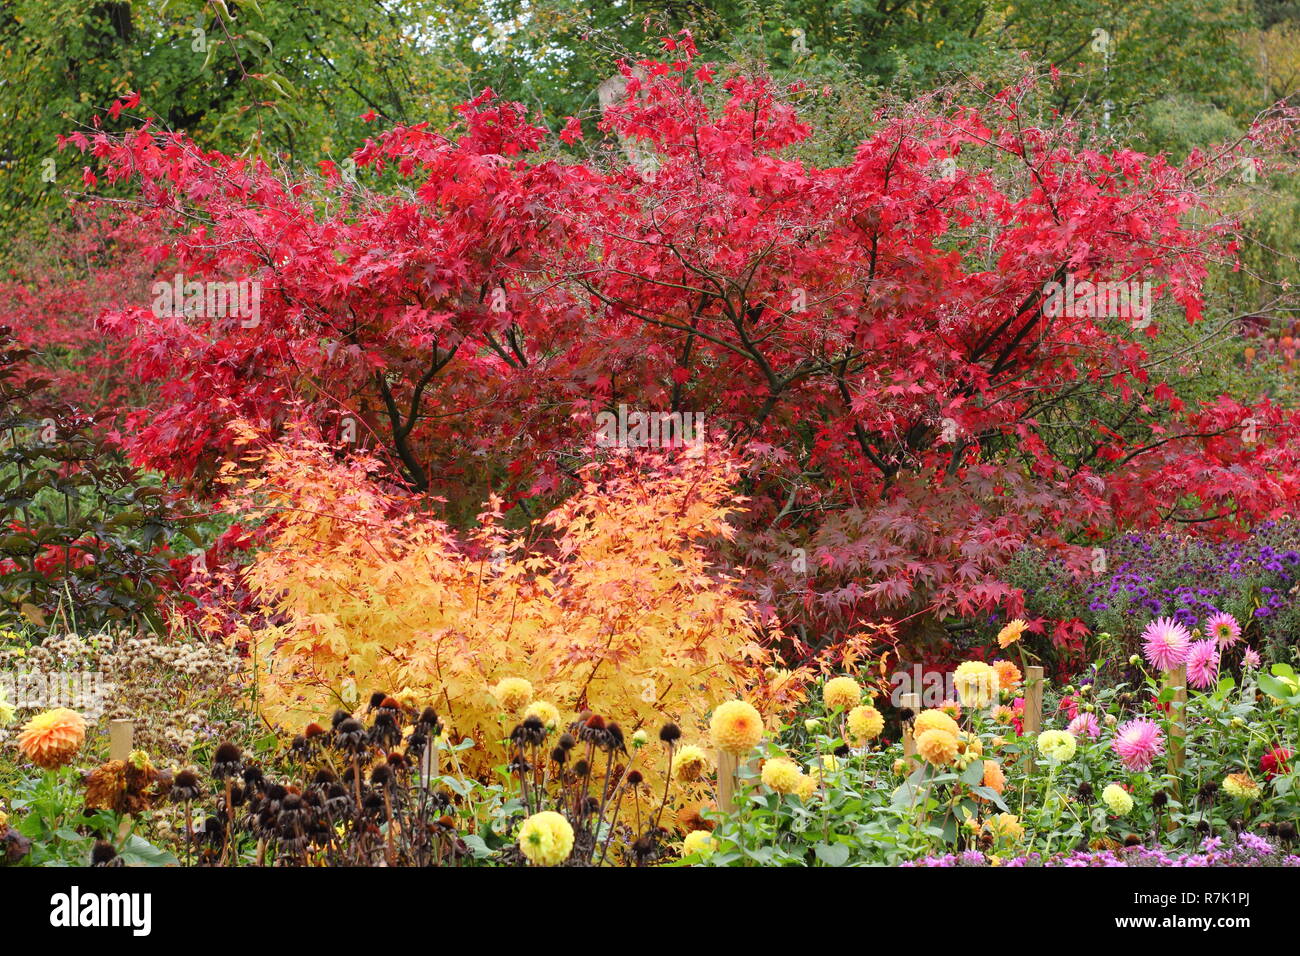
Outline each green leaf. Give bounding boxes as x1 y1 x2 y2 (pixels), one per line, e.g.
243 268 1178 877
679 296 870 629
118 835 179 867
814 842 851 866
460 834 493 860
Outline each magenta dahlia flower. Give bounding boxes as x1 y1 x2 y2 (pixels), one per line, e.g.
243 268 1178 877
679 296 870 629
1141 617 1191 672
1204 611 1241 648
1067 712 1101 738
1185 639 1220 689
1112 718 1165 772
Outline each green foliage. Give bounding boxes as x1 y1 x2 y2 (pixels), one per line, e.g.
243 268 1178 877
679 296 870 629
7 767 176 867
0 331 184 634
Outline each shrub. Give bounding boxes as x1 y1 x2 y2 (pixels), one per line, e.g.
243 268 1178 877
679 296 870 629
218 427 783 773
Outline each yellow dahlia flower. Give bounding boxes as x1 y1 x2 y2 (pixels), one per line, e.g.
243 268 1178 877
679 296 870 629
682 829 716 858
847 704 884 743
523 700 560 731
795 773 817 802
820 754 841 773
822 676 862 710
916 728 960 766
913 709 961 739
709 700 764 755
760 757 805 794
997 619 1027 649
0 688 15 727
672 745 710 782
517 810 574 866
1036 729 1077 763
491 677 534 712
1223 772 1261 800
954 661 998 708
17 707 86 769
983 812 1024 841
1101 783 1133 816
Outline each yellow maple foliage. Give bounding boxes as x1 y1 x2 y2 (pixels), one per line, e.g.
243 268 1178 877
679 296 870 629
218 426 782 774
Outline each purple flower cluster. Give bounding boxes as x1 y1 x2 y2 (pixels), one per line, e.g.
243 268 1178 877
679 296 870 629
904 834 1300 867
1013 523 1300 646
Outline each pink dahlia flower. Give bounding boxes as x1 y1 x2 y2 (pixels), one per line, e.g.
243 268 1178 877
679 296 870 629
1242 647 1261 669
1185 639 1220 690
1067 712 1100 738
1112 718 1165 772
1204 611 1241 648
1141 617 1191 672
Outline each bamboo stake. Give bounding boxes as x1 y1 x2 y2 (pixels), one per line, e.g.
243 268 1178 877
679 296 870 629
109 718 134 761
1024 667 1044 770
419 738 440 791
715 749 740 813
900 692 920 772
1165 663 1187 786
109 719 135 842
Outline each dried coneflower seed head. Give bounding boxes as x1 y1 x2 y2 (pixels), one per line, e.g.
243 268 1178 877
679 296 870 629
559 733 576 751
659 723 682 744
370 765 394 788
573 759 589 776
336 718 366 748
419 707 440 728
368 691 389 710
1123 834 1142 847
551 746 568 764
331 709 351 728
584 714 606 730
1077 782 1094 800
898 707 915 722
626 770 644 786
173 769 203 801
313 769 337 787
304 722 327 738
605 722 625 751
91 840 118 865
833 744 851 758
212 742 243 778
1152 790 1169 808
1278 822 1297 842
